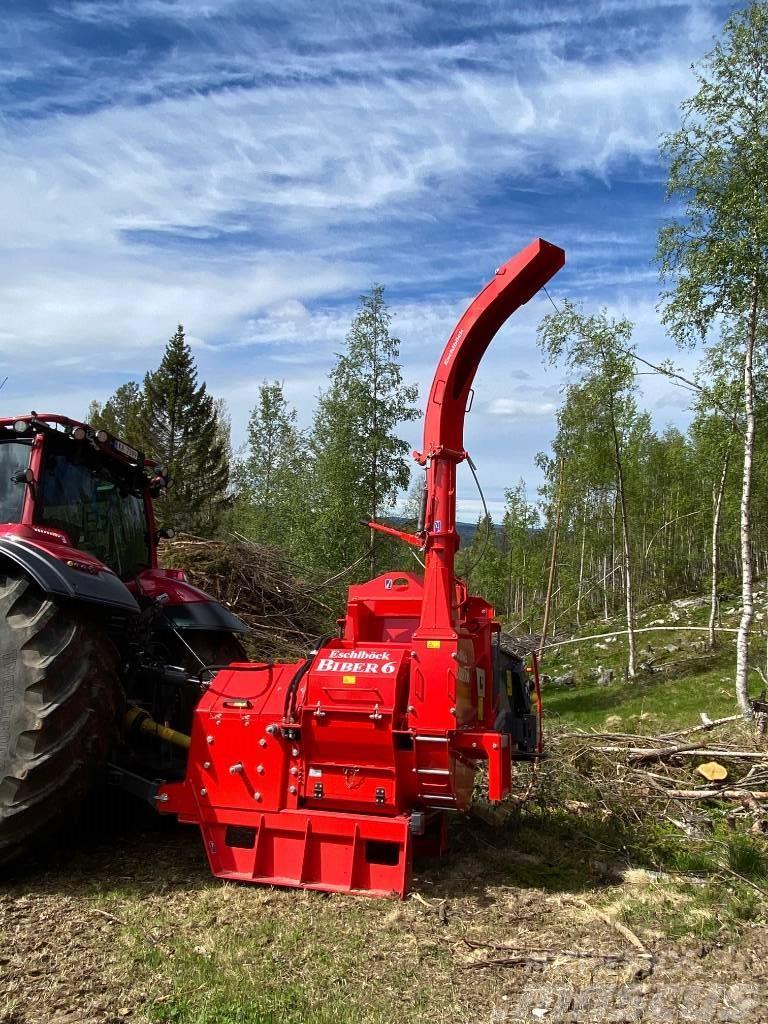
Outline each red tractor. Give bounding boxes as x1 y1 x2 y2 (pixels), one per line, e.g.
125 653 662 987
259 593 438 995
0 416 247 864
0 237 564 894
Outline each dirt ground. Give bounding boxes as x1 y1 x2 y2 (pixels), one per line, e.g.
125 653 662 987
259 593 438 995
1 810 767 1024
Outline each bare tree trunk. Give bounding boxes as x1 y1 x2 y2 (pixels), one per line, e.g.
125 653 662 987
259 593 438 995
620 495 637 678
708 452 730 650
576 500 587 627
521 550 526 620
610 491 617 606
539 458 563 656
736 291 759 718
608 397 636 678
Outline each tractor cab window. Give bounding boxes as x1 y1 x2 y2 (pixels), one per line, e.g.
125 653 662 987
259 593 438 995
37 447 150 578
0 441 32 524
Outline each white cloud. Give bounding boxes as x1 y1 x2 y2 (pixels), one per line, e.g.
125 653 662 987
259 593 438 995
487 397 559 419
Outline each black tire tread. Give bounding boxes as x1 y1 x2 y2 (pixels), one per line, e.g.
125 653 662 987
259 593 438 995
0 564 120 865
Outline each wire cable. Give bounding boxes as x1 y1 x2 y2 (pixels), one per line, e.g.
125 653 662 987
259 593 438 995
463 453 492 580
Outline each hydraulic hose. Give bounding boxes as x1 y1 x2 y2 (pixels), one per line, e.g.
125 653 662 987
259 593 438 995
283 633 336 724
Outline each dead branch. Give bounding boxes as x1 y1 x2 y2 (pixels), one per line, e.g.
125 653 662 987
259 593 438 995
592 747 768 762
658 714 744 739
662 788 768 801
160 534 334 660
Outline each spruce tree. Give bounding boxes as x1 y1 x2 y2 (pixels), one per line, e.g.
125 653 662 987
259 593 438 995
309 286 420 576
142 325 229 535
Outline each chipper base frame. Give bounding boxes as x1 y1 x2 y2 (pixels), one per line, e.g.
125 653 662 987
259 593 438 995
159 238 565 896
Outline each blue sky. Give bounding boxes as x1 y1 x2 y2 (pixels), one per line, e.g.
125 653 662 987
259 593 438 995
0 0 737 518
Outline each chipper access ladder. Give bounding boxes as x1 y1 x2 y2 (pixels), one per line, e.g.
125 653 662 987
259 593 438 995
158 238 566 896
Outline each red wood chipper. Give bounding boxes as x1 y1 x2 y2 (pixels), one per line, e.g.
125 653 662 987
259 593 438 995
158 237 565 896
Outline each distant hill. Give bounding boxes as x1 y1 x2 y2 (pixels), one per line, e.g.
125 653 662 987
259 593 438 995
388 517 500 545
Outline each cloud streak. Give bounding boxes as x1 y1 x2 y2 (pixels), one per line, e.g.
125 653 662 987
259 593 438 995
0 0 734 515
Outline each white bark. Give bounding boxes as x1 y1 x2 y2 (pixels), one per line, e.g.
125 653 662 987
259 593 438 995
576 500 587 626
735 291 758 718
621 500 637 679
708 452 729 651
539 458 563 656
607 397 636 678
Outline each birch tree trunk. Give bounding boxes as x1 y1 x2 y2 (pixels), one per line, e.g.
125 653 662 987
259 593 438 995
708 452 730 650
539 458 563 656
608 396 636 678
736 290 759 718
576 502 587 627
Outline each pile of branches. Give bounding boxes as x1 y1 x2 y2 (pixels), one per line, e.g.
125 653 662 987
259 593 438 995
159 534 334 659
552 714 768 818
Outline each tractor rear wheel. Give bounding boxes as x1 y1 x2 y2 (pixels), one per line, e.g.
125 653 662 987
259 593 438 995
0 564 120 868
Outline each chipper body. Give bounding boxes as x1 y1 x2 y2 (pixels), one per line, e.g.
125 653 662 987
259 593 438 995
157 238 565 896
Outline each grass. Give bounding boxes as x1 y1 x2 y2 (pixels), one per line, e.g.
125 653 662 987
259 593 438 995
543 658 742 732
540 592 768 731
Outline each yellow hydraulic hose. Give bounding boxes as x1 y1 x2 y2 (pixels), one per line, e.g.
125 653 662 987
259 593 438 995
125 706 191 751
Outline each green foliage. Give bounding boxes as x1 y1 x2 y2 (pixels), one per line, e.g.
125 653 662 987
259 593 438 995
230 381 306 549
142 326 230 535
658 3 768 344
308 285 419 576
87 381 149 453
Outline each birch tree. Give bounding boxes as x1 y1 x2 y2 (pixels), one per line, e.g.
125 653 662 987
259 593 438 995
232 381 305 550
538 302 641 677
309 286 419 577
657 3 768 716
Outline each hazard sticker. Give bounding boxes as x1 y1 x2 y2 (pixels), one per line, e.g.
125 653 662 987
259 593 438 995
342 675 356 685
426 640 441 649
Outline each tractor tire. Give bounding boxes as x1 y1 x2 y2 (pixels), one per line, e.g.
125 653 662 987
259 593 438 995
0 564 120 868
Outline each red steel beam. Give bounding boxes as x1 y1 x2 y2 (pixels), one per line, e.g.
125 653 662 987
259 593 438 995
414 238 565 635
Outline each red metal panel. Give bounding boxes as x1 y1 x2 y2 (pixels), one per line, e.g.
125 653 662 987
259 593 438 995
182 804 412 898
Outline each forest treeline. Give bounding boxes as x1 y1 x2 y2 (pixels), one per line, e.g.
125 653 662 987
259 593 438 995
89 288 421 580
90 5 768 713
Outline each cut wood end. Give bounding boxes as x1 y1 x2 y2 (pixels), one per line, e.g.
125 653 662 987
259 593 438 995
696 760 728 782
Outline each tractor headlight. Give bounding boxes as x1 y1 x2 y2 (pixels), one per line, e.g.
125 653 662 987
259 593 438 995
72 426 87 441
95 429 109 444
13 420 28 433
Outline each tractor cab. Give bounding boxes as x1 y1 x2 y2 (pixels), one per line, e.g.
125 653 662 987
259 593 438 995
0 414 166 580
0 414 247 871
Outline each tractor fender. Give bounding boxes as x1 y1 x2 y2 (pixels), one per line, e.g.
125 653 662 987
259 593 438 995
136 568 248 634
162 600 248 634
0 536 140 614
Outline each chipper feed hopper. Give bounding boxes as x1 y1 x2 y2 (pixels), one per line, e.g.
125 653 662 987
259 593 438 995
156 237 565 896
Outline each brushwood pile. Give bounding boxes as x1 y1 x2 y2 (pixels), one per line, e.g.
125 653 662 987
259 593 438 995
159 535 331 660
